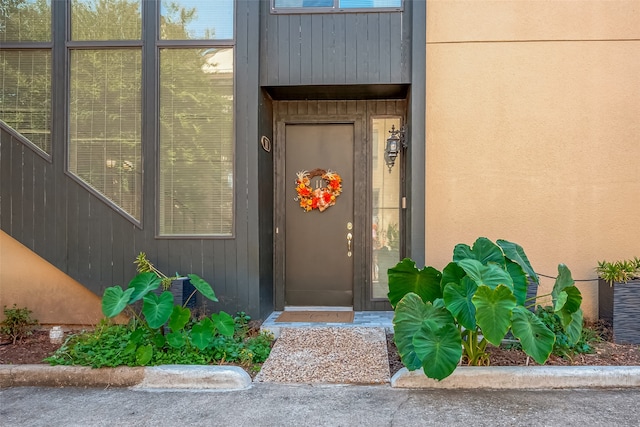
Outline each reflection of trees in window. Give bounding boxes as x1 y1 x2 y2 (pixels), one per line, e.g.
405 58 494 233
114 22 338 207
159 48 234 236
68 49 142 220
0 0 51 42
0 50 51 153
160 0 233 40
0 0 51 154
71 0 141 41
68 0 142 221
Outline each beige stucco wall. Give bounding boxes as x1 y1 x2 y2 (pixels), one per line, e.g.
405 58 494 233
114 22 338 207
0 230 104 326
425 0 640 319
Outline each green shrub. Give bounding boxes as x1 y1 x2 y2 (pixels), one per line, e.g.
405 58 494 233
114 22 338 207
389 237 584 380
1 304 38 344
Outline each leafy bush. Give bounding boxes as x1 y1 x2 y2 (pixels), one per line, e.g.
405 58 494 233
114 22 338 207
45 255 273 369
1 304 38 344
45 318 273 369
389 237 583 380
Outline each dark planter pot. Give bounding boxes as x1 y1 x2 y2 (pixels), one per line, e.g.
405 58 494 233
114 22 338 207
155 277 197 309
599 278 640 345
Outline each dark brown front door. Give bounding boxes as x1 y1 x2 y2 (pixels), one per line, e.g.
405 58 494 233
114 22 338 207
284 124 354 306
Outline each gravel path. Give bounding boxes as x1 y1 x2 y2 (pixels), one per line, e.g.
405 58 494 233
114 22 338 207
255 327 390 384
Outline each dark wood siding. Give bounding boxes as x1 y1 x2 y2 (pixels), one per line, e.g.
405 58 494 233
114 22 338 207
260 3 411 86
0 1 268 319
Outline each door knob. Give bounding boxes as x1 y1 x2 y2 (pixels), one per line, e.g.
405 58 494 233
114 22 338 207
347 232 353 257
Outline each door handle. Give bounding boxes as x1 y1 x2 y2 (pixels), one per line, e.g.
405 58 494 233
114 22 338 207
347 232 353 257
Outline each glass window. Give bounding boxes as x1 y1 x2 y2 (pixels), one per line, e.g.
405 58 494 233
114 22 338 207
71 0 141 41
371 117 401 299
159 48 234 236
0 50 51 153
68 49 142 220
160 0 233 40
0 0 51 42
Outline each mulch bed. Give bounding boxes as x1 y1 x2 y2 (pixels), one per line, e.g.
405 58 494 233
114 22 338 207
2 323 639 378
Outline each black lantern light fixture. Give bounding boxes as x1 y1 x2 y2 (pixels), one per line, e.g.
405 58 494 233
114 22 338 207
384 124 406 173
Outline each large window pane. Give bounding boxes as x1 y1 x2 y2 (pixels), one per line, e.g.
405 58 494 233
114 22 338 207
159 48 234 236
71 0 141 41
68 49 142 220
371 117 401 299
0 50 51 153
161 0 233 40
0 0 51 42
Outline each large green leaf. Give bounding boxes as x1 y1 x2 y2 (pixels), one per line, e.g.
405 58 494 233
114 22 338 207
413 322 462 381
388 259 443 308
457 259 514 291
563 308 584 345
212 311 235 337
472 284 516 346
102 286 135 318
453 237 505 268
166 331 186 349
555 286 582 315
511 306 555 365
551 264 575 307
127 272 162 304
187 274 218 302
135 344 153 365
168 305 191 332
142 291 174 329
443 277 477 330
392 293 454 371
505 259 528 306
496 239 539 284
441 262 466 292
191 317 215 350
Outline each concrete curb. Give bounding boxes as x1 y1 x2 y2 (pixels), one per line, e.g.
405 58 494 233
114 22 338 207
3 364 640 390
391 366 640 389
0 365 251 391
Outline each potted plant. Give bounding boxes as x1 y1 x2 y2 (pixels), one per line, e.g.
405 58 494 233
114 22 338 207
596 257 640 344
135 252 197 309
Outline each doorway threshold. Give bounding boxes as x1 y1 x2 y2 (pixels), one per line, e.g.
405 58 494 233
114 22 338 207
284 306 353 311
261 311 394 338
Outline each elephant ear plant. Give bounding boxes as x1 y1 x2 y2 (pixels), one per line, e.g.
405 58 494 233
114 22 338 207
101 265 234 365
388 237 584 381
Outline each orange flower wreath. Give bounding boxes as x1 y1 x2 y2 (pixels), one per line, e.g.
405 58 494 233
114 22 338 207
295 168 342 212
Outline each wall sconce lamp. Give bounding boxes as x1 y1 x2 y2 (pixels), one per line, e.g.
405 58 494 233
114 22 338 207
384 124 407 173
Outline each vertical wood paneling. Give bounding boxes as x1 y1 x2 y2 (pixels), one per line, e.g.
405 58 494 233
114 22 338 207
88 199 102 290
289 15 301 84
355 14 368 82
367 14 380 82
66 184 79 277
265 10 279 84
300 15 313 85
0 133 13 232
262 10 409 86
378 14 391 83
311 15 323 84
333 14 346 83
33 157 46 254
75 190 90 284
98 212 113 293
277 15 290 84
12 146 24 242
344 15 357 83
322 15 335 82
21 148 35 249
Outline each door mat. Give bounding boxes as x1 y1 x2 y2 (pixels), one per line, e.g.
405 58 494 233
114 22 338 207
255 327 389 384
275 311 354 323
